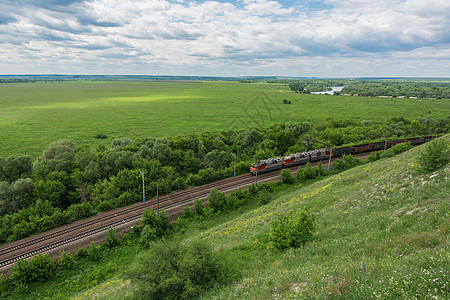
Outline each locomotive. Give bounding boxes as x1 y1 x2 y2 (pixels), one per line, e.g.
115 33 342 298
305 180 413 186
250 136 433 175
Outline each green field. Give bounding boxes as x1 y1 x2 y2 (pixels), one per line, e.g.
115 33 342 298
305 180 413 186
0 81 448 157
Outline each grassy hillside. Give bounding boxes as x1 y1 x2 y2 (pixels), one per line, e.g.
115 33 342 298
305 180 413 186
0 81 448 157
197 140 449 298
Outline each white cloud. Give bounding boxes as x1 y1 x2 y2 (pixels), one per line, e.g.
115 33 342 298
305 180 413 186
0 0 448 76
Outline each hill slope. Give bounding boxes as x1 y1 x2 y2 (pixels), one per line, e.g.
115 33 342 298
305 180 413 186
197 137 449 299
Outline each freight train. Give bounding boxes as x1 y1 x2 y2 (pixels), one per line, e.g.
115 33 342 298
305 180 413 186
250 136 434 175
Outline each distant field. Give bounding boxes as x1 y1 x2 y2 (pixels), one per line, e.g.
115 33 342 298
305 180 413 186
0 80 448 157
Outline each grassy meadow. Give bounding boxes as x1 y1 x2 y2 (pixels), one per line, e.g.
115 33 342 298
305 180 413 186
0 80 449 157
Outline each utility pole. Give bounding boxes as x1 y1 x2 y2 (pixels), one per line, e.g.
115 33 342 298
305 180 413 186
232 153 236 176
255 167 258 187
327 147 333 171
139 171 145 202
156 184 159 217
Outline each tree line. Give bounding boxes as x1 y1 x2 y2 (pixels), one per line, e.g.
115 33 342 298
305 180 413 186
338 81 450 99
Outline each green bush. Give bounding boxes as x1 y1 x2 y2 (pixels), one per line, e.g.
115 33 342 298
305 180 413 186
280 169 294 184
86 242 102 261
192 198 206 219
331 154 363 173
140 225 158 248
259 191 271 205
141 208 172 238
95 134 108 139
380 148 395 159
0 274 9 296
104 227 120 248
268 210 315 250
57 251 75 271
417 137 450 173
207 188 227 212
64 202 95 223
181 205 193 219
367 150 382 163
392 142 412 154
10 254 54 285
298 162 326 180
128 239 237 299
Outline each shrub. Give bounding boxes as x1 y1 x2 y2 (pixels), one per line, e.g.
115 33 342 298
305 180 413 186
95 134 107 139
380 148 395 159
141 209 171 238
86 242 102 261
392 142 412 154
181 205 193 219
0 274 9 296
417 138 449 173
140 225 158 248
192 198 206 219
367 151 382 163
57 251 75 271
104 227 120 248
259 191 271 205
10 254 55 285
128 239 236 299
280 169 294 184
64 202 95 223
268 210 315 250
298 162 325 180
331 154 363 173
207 188 227 212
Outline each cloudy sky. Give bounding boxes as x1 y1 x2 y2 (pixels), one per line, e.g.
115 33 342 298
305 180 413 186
0 0 449 77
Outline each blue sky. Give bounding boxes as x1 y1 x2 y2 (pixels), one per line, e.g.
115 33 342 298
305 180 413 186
0 0 449 77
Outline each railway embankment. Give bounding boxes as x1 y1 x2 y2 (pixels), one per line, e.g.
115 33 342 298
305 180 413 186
1 135 448 299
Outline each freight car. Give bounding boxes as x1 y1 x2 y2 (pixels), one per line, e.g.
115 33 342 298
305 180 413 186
250 136 433 175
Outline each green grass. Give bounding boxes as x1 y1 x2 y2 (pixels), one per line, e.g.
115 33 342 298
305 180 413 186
196 138 449 299
0 81 449 157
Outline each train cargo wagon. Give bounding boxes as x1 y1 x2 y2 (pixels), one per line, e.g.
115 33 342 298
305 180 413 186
352 143 373 154
408 137 424 146
333 147 355 157
389 139 407 147
371 142 386 151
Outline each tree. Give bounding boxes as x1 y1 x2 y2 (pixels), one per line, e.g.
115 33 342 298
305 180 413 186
0 154 32 183
111 137 132 148
33 140 76 175
0 178 34 215
75 144 97 171
204 149 232 170
152 138 172 165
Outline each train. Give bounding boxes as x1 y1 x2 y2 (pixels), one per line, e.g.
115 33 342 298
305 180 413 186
249 136 434 175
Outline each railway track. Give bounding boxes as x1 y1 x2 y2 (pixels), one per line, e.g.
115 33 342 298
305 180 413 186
0 151 370 272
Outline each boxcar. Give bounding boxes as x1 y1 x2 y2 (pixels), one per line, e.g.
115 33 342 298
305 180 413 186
352 143 373 154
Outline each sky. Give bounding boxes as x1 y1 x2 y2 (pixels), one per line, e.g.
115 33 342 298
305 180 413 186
0 0 449 77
